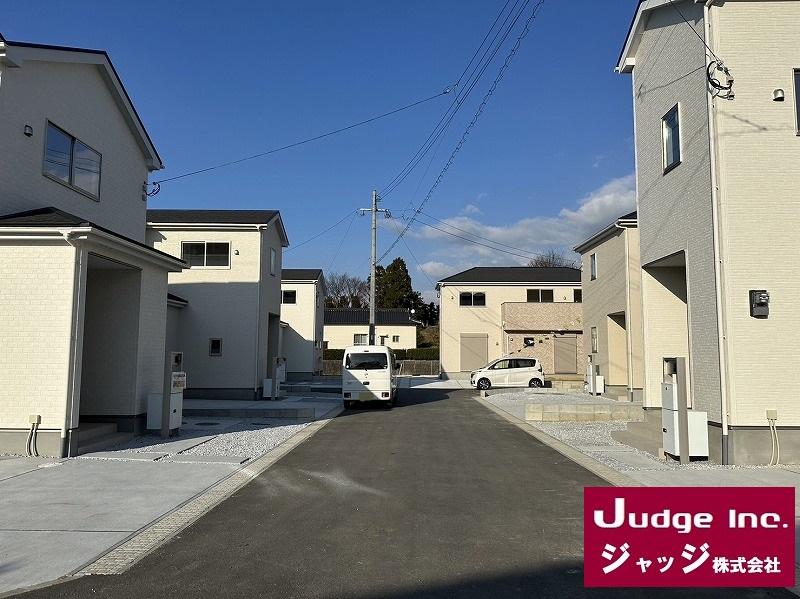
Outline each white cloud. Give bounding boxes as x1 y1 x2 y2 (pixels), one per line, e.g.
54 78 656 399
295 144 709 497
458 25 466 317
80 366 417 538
409 174 636 280
462 203 483 216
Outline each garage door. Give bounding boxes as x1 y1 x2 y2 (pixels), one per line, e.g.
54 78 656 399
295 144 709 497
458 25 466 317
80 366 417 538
460 333 488 372
554 335 578 374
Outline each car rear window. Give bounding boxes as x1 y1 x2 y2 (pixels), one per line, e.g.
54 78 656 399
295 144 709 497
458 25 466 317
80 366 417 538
345 353 388 370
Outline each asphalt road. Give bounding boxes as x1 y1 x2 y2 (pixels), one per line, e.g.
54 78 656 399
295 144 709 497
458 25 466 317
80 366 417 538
17 389 793 599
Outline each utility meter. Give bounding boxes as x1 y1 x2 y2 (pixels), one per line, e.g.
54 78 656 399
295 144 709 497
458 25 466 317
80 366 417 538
749 290 769 318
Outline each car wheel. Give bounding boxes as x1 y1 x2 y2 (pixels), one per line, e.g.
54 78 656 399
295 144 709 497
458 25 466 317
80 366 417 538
529 378 543 388
477 378 491 391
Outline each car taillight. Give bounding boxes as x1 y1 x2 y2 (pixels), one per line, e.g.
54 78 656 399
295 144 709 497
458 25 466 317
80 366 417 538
381 392 390 398
344 392 351 398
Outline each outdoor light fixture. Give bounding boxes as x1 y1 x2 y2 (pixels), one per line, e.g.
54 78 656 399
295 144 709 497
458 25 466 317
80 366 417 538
23 124 33 137
773 89 786 102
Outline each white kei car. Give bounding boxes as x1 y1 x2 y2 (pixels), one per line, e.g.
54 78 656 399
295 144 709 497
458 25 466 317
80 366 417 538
470 357 545 390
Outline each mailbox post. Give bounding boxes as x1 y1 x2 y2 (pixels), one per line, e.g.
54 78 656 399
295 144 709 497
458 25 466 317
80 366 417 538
161 351 184 439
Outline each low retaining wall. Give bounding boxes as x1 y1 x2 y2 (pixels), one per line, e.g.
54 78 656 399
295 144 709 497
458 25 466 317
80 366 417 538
525 402 645 423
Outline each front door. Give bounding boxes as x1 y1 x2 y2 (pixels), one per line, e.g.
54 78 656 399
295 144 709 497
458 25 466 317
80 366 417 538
554 335 578 374
460 333 488 372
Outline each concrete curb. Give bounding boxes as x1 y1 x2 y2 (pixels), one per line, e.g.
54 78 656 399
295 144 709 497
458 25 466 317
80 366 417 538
474 395 639 487
72 406 344 577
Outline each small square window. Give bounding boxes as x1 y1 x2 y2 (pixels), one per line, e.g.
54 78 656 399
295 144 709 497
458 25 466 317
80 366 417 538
472 293 486 306
459 292 472 306
182 242 206 267
209 338 222 356
590 327 598 354
590 253 597 281
354 334 368 346
540 289 554 303
574 289 582 303
662 104 681 173
392 335 400 343
527 289 541 303
282 290 297 304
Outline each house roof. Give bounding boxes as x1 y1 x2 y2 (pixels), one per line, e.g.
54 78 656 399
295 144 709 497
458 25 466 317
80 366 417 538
616 0 675 74
0 38 162 169
437 266 581 285
573 211 638 254
147 209 289 247
324 308 416 326
0 207 185 265
167 292 188 306
282 268 323 281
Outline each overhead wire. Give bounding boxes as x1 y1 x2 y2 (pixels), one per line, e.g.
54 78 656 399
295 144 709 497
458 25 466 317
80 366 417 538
284 210 357 253
387 217 437 289
414 219 544 261
327 210 359 270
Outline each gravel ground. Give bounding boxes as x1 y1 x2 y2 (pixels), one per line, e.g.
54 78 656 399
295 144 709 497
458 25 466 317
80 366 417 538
99 418 310 459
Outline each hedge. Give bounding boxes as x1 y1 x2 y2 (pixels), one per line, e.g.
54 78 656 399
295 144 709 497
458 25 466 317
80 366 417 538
323 347 439 361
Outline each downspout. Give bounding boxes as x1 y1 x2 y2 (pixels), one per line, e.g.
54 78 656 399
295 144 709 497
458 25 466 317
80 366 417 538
617 224 635 402
704 0 732 463
62 232 86 457
253 225 265 399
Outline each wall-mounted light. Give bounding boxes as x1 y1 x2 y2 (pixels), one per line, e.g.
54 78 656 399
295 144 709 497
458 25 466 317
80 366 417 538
773 89 786 102
234 250 240 255
23 125 33 137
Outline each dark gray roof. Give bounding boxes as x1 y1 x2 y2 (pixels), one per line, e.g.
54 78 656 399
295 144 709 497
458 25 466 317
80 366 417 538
147 209 279 225
282 268 323 281
0 207 184 264
325 308 415 326
438 266 580 285
620 210 637 221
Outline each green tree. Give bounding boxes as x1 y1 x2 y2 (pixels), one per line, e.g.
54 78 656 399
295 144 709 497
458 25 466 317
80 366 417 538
376 257 415 309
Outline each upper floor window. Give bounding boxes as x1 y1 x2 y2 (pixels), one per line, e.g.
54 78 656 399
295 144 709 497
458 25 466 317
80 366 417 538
392 335 400 343
459 292 485 307
353 334 368 346
527 289 554 303
590 253 597 280
282 290 297 304
43 122 102 199
270 248 277 276
574 289 582 303
662 104 681 173
181 241 230 267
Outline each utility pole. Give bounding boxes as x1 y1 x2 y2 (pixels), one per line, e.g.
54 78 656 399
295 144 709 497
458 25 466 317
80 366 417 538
360 190 390 345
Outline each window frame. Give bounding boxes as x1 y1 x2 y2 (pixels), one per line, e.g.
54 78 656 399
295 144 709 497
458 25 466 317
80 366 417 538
353 333 368 346
281 289 297 304
181 241 231 269
459 292 473 306
472 292 486 307
527 289 541 303
209 338 223 357
42 121 102 200
590 253 598 281
574 289 583 303
540 289 554 303
392 335 400 343
661 104 682 174
794 69 800 135
590 327 598 354
270 248 277 276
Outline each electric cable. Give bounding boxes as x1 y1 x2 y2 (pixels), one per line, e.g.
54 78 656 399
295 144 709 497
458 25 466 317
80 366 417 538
327 210 359 270
285 210 357 253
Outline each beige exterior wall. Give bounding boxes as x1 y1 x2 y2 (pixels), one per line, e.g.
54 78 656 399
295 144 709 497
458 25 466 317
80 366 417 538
281 279 324 376
578 227 644 400
0 241 76 431
632 1 722 418
439 283 580 378
147 225 282 391
709 2 800 426
324 324 417 350
0 59 150 241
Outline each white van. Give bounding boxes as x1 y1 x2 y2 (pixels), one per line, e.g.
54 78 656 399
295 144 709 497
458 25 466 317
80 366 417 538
342 345 398 409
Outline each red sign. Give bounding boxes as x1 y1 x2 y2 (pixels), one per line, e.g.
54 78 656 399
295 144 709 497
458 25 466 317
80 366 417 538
584 487 795 587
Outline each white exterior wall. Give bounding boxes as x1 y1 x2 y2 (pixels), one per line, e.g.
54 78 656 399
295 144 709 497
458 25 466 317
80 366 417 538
324 324 417 350
0 242 76 430
439 283 579 377
711 2 800 426
281 280 323 376
0 60 150 241
257 225 283 380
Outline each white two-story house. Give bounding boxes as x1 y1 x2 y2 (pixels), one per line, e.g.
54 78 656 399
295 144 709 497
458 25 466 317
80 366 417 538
147 210 289 399
280 269 326 380
0 36 184 456
618 0 800 463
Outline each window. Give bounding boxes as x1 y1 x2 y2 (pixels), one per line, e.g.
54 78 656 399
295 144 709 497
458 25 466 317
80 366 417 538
590 253 597 281
345 352 388 370
490 360 511 370
460 292 473 306
380 335 388 346
574 289 583 303
323 341 329 350
473 292 486 306
392 335 400 343
459 292 485 306
513 359 537 369
270 248 277 276
795 70 800 133
181 242 230 267
44 122 101 198
662 104 681 173
353 334 368 345
527 289 553 303
282 290 296 304
209 338 222 356
590 327 598 353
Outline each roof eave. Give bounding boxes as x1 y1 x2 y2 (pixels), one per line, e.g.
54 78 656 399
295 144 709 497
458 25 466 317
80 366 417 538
616 1 674 74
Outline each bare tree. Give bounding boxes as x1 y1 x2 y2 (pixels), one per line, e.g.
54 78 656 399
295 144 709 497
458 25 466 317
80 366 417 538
325 272 369 308
526 249 579 269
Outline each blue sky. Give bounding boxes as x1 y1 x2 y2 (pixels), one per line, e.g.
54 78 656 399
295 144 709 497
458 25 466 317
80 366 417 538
5 1 639 299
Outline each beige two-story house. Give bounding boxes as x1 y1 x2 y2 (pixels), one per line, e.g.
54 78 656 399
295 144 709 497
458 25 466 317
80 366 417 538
147 210 289 400
618 0 800 463
574 212 644 402
281 269 326 380
323 309 418 350
437 267 582 380
0 36 184 456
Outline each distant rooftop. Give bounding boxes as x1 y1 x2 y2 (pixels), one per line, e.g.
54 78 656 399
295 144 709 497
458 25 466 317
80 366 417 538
324 308 415 326
282 268 323 281
438 266 581 285
573 211 638 254
147 209 279 225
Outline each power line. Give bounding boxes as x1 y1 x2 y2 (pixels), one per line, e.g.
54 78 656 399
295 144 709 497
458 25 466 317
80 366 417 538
666 0 722 63
284 210 357 253
387 217 437 289
146 87 452 195
414 219 542 261
379 0 545 263
327 210 359 270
